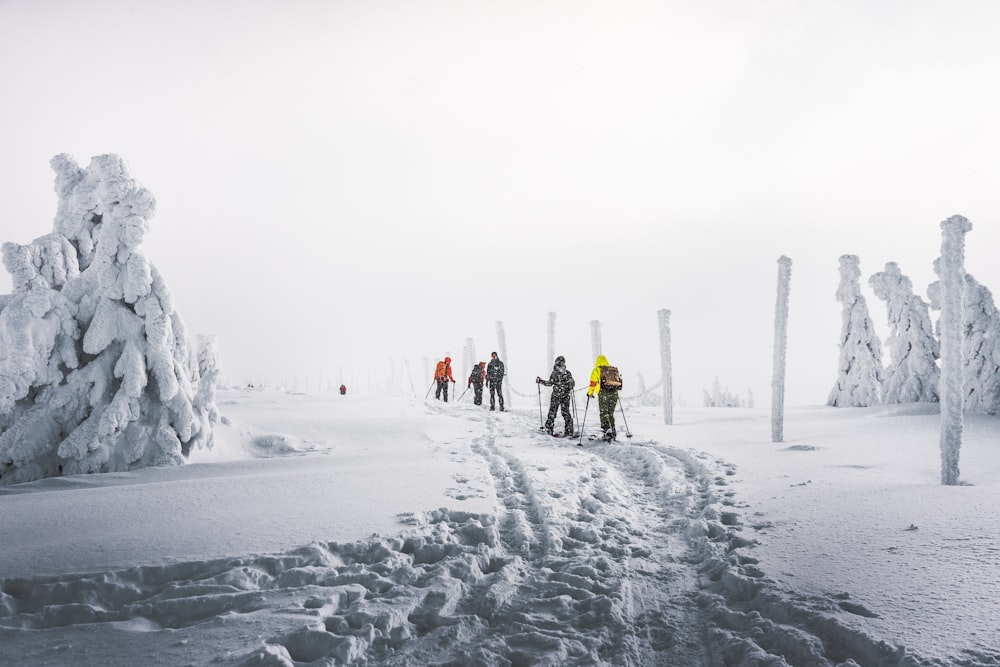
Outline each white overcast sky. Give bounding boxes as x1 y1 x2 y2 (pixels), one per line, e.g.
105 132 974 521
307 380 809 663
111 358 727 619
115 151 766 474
2 0 1000 406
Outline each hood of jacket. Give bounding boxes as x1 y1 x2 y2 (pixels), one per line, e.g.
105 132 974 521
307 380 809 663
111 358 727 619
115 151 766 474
595 355 609 367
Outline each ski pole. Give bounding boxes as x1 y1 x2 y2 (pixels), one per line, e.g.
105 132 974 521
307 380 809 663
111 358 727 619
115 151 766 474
537 381 544 429
618 396 633 438
578 395 590 446
458 386 470 402
425 380 435 399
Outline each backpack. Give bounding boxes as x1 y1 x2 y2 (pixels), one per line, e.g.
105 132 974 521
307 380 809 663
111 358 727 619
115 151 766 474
599 365 622 392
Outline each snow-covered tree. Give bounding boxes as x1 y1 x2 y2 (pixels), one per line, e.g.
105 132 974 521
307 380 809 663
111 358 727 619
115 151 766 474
772 256 791 441
929 270 1000 415
828 255 884 407
935 215 972 485
703 377 743 407
0 154 220 485
868 262 939 404
958 275 1000 414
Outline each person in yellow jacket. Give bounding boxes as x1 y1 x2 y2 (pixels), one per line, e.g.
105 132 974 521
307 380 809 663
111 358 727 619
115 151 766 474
586 354 620 441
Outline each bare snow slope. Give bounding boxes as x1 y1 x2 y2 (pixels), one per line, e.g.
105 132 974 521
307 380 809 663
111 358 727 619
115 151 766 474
0 390 997 665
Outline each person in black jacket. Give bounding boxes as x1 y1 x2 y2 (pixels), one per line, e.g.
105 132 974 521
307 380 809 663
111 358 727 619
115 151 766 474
486 351 505 412
468 362 486 406
536 355 575 436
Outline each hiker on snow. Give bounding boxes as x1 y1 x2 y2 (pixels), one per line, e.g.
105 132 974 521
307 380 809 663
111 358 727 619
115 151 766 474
434 357 455 401
587 354 621 441
468 362 486 406
537 355 575 436
486 351 505 412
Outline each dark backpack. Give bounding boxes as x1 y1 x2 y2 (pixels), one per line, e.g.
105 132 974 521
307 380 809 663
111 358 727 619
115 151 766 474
600 365 622 392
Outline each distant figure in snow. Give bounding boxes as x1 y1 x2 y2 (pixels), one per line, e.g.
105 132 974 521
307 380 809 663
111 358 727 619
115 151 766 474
537 355 575 436
587 355 622 441
434 356 455 401
468 362 486 406
339 384 347 395
486 351 505 411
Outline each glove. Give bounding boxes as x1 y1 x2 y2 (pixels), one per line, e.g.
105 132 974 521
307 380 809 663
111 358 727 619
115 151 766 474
535 377 542 384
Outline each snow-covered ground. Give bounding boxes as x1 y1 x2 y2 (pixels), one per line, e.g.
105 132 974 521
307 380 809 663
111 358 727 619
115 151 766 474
1 388 998 666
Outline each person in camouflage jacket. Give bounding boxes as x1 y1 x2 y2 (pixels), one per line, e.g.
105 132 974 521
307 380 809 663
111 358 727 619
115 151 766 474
486 352 505 411
536 355 575 436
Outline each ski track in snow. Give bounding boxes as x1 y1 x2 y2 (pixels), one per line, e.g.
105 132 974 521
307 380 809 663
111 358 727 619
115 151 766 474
1 405 992 666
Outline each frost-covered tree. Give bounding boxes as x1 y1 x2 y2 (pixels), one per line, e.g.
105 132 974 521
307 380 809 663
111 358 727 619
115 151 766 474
868 262 939 404
828 255 884 407
934 215 972 485
0 154 220 485
929 270 1000 415
958 275 1000 414
703 377 743 407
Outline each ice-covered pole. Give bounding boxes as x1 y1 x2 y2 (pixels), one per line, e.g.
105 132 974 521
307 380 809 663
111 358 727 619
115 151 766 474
546 312 557 371
496 320 512 408
463 338 475 380
938 215 971 485
590 320 602 361
772 256 792 442
658 309 673 425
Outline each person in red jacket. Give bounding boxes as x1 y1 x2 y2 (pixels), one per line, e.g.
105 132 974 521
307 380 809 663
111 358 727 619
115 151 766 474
434 356 456 401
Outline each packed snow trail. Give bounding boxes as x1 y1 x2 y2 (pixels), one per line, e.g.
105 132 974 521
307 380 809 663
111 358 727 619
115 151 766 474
0 401 941 665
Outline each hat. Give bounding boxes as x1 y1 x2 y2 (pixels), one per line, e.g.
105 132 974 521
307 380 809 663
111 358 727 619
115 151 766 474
555 355 565 364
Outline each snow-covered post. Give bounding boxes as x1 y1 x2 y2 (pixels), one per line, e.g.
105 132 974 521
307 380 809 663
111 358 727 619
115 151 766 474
828 255 884 407
772 256 791 442
463 338 476 384
657 309 673 425
938 215 972 486
495 320 511 408
590 320 602 362
403 358 417 397
546 312 556 372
